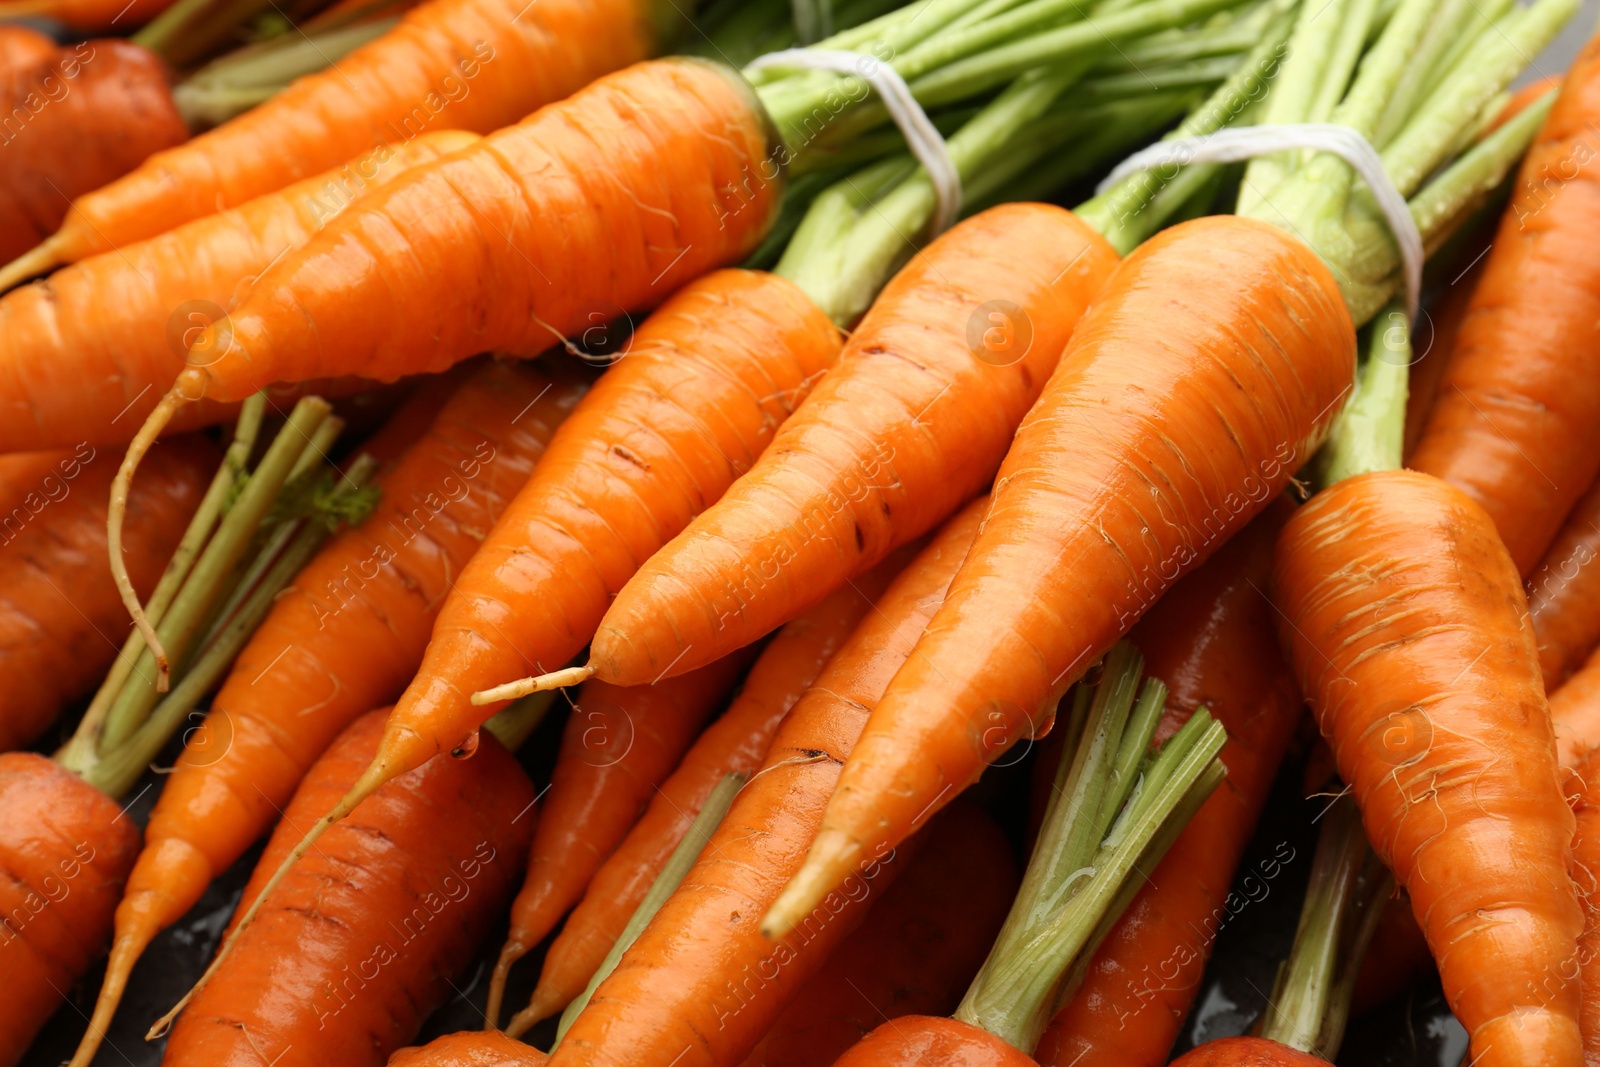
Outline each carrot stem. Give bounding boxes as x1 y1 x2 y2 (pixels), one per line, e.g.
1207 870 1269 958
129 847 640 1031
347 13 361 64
545 772 749 1048
952 643 1228 1053
98 396 331 749
56 395 264 775
81 455 379 798
1316 301 1410 486
1256 796 1391 1057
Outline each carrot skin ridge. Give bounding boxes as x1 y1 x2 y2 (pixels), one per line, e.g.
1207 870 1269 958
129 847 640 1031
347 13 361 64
1034 499 1302 1067
83 361 580 1058
1408 35 1600 575
524 562 899 1027
160 709 536 1067
546 499 987 1067
768 213 1354 939
589 201 1120 687
737 800 1017 1067
0 132 472 453
0 752 141 1067
1273 469 1585 1067
30 0 660 267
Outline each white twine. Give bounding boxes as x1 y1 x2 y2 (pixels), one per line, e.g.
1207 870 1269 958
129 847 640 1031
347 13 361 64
1096 124 1423 321
746 48 962 235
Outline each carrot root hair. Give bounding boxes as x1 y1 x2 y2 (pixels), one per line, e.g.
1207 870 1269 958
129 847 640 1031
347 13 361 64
110 386 187 691
473 664 594 705
761 827 856 938
69 929 153 1067
0 233 62 293
148 759 388 1037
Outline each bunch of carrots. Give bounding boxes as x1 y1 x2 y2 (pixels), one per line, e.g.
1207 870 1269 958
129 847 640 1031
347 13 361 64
3 0 1600 1063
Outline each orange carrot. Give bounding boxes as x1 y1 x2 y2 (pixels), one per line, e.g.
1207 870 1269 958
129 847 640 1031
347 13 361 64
739 800 1017 1067
0 131 474 452
0 752 141 1067
392 1031 549 1066
71 360 583 1067
0 25 53 72
1274 468 1584 1067
1032 498 1302 1067
1550 644 1600 773
2 0 665 280
1570 746 1600 1063
511 570 892 1033
1408 36 1600 575
160 707 535 1067
566 202 1118 688
487 650 757 1024
830 1016 1039 1067
1401 254 1482 460
0 40 186 263
767 214 1353 938
181 266 840 1015
0 437 214 752
1529 476 1600 689
547 498 985 1067
1167 1036 1329 1067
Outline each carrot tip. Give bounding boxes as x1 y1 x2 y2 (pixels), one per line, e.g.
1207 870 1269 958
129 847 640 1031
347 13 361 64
504 986 563 1040
761 829 858 939
472 664 594 705
0 234 61 293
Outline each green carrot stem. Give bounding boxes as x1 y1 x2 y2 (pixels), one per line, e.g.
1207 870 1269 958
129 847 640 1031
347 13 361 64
954 676 1227 1053
81 456 378 798
1091 0 1279 71
1316 302 1410 486
483 690 559 752
1369 0 1476 146
131 0 221 59
1258 796 1391 1057
56 396 263 773
552 772 749 1049
96 397 331 752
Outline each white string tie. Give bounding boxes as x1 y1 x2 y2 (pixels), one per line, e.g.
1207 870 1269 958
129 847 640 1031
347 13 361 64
1096 124 1422 321
746 48 962 235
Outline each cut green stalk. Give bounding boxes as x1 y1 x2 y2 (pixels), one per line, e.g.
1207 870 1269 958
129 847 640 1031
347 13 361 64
1258 796 1391 1057
53 396 265 773
482 690 559 752
552 772 749 1049
1315 300 1409 486
97 396 332 748
952 643 1228 1054
80 455 379 797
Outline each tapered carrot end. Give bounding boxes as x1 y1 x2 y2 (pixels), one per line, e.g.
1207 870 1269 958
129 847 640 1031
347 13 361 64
484 939 530 1032
504 987 563 1040
70 928 156 1067
761 828 859 939
0 233 62 293
472 664 594 705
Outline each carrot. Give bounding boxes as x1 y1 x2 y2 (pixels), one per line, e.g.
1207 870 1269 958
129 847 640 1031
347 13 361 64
0 0 666 283
0 25 52 74
831 1016 1038 1067
487 650 758 1025
0 131 474 452
1407 34 1600 575
1549 644 1600 773
739 800 1017 1067
168 266 843 1023
159 707 536 1067
1529 476 1600 690
1031 497 1302 1067
392 1031 549 1066
1273 468 1584 1067
546 500 986 1067
0 40 186 264
0 437 215 753
1401 254 1482 460
766 214 1353 938
1570 746 1600 1064
69 360 583 1067
509 571 891 1033
0 753 141 1067
552 202 1118 690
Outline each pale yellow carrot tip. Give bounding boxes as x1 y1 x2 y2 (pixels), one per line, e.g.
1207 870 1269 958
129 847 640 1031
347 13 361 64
484 939 531 1032
760 828 857 939
505 992 557 1041
69 931 148 1067
112 388 187 694
147 762 388 1039
472 663 594 705
0 234 62 293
